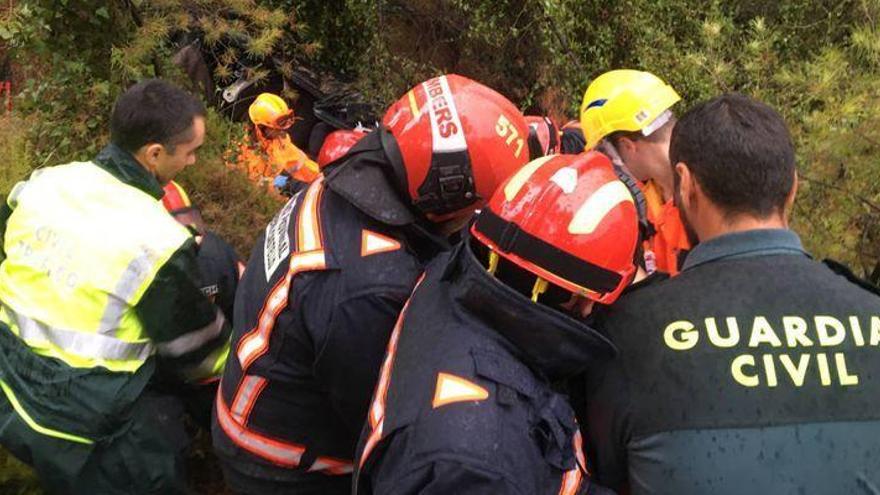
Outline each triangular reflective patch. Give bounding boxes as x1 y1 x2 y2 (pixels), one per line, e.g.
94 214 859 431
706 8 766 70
432 372 489 409
361 230 401 257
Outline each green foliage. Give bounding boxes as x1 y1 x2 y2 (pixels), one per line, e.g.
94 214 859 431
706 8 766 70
2 0 880 488
176 109 280 256
0 448 41 495
291 0 880 271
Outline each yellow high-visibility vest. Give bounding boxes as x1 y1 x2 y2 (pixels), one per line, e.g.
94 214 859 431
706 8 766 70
0 161 191 373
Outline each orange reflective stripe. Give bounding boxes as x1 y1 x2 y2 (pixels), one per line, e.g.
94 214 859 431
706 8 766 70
230 374 268 424
298 177 324 252
558 429 587 495
309 455 354 475
359 274 426 468
215 389 306 467
236 179 327 370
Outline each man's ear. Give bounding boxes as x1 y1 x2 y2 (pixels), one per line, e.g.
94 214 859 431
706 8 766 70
616 136 637 156
783 170 798 224
675 162 693 208
134 143 164 173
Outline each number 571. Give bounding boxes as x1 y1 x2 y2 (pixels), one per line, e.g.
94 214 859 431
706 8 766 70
496 115 525 159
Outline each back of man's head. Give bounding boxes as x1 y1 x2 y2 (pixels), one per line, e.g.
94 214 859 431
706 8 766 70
670 93 795 218
110 79 206 154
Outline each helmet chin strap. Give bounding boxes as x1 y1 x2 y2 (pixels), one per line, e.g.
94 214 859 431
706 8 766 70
413 148 478 216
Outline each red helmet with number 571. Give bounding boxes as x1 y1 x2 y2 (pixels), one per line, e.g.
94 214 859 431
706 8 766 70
382 74 530 221
471 152 639 305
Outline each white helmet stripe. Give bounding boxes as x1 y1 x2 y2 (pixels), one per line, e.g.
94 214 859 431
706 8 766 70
422 75 468 153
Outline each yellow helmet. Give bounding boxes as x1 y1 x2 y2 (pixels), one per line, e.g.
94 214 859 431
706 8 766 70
579 69 681 151
248 93 294 129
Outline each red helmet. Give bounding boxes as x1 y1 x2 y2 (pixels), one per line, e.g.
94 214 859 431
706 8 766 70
317 129 368 168
471 152 639 305
162 180 205 234
525 115 560 159
382 74 530 220
162 180 193 212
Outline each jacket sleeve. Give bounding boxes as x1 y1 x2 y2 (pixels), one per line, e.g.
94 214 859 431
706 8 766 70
371 459 521 495
582 359 631 492
134 237 231 382
311 287 411 435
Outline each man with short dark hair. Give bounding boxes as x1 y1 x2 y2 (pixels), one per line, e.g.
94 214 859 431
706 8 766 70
0 79 231 494
579 93 880 494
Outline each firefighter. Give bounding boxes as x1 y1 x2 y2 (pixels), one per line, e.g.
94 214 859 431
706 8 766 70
212 74 530 494
161 180 243 326
580 94 880 494
580 69 690 274
353 152 639 494
0 79 230 494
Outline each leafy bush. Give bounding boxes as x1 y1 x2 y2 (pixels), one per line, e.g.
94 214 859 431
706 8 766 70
2 0 880 491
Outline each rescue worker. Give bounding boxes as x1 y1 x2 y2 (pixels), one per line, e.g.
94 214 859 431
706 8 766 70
247 92 321 185
580 69 690 274
354 152 639 494
160 180 243 430
525 115 560 159
162 180 243 325
580 93 880 494
213 74 530 494
0 79 230 494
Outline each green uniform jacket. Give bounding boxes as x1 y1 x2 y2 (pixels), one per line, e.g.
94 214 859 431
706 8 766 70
0 144 230 481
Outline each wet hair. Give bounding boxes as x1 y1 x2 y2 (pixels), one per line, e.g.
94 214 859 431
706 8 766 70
670 93 795 217
110 79 205 153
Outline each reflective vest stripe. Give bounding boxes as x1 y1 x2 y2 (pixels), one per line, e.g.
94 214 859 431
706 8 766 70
360 274 425 468
308 456 354 475
0 379 93 445
156 310 225 357
558 429 586 495
3 305 153 362
182 335 230 382
97 250 158 333
230 374 267 424
215 390 306 467
297 177 324 252
218 382 355 474
236 250 325 369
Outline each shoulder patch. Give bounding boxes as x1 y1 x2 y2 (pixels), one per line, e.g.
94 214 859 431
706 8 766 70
263 194 299 281
432 372 489 409
361 229 402 257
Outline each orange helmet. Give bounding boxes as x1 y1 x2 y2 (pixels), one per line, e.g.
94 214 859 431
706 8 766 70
382 74 530 220
318 129 368 168
248 93 294 129
471 152 639 305
525 115 560 159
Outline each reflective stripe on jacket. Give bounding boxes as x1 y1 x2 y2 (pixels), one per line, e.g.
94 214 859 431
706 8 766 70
0 162 191 372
